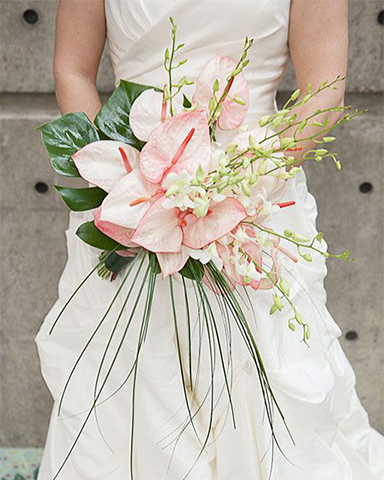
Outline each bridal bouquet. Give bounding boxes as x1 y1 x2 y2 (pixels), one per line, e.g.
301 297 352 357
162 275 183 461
39 18 362 479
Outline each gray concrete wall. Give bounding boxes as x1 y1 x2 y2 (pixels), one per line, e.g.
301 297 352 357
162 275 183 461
0 0 383 448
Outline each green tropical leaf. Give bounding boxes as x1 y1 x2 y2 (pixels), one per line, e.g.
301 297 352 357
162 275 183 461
76 221 123 251
38 112 99 177
104 251 135 274
179 258 204 282
14 475 26 480
94 80 161 150
54 186 107 211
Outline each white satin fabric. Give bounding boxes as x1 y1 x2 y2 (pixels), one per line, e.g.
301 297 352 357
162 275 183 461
36 1 384 479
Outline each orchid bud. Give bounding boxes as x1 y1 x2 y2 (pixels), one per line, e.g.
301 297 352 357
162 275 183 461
249 173 259 185
213 78 220 92
248 135 258 150
273 293 283 311
288 320 296 332
242 157 251 169
291 88 301 101
302 253 312 262
316 149 328 156
302 94 311 104
208 97 216 112
196 164 204 183
269 304 278 315
259 114 271 127
323 136 336 143
316 232 324 243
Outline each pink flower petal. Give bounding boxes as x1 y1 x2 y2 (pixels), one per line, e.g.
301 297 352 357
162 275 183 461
99 170 159 230
140 111 211 185
130 89 164 142
131 196 183 253
73 141 140 192
193 54 249 131
156 247 189 278
183 198 247 249
259 248 281 290
93 207 137 247
242 241 263 272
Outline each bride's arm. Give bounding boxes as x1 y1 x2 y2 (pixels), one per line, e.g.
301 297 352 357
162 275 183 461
287 0 348 165
54 0 106 120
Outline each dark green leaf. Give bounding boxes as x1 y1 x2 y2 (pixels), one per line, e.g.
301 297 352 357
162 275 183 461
183 94 192 108
94 80 161 150
54 186 107 211
179 258 204 282
33 467 40 480
105 251 135 273
14 475 26 480
38 112 99 177
149 252 161 274
76 221 123 251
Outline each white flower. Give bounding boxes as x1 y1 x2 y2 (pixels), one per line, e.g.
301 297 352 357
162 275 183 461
187 243 223 271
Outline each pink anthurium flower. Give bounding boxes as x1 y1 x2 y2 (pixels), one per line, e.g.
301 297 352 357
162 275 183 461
193 54 249 131
73 141 139 193
183 198 247 249
156 247 189 278
93 207 137 248
140 111 211 185
98 170 161 230
130 88 183 142
131 197 184 253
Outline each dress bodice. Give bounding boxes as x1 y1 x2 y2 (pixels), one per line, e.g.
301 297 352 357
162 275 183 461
105 0 291 121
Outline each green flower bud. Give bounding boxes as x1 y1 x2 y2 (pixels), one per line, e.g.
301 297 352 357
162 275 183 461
302 94 311 104
196 164 204 183
208 97 216 112
259 115 271 127
313 121 323 127
323 136 336 143
273 293 284 311
270 304 278 315
299 120 307 132
316 149 328 156
213 78 220 92
302 253 312 262
288 320 296 332
249 173 259 185
291 88 301 101
316 232 324 243
164 48 170 60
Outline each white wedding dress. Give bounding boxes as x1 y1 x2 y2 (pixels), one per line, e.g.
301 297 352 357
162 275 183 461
36 1 384 479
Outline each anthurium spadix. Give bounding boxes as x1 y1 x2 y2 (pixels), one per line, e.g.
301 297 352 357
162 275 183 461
73 141 140 192
140 111 211 185
193 54 249 130
129 88 183 142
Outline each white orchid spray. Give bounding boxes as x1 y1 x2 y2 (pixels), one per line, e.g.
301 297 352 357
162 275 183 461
39 17 363 480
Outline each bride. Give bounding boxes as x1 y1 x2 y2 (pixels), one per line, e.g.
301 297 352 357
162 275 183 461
36 1 384 479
